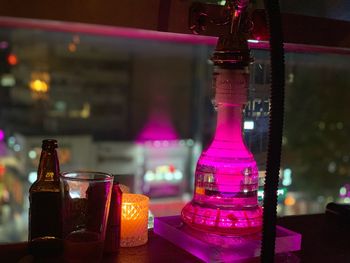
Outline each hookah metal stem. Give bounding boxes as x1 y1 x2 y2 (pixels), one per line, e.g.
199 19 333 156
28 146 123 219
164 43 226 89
261 0 285 262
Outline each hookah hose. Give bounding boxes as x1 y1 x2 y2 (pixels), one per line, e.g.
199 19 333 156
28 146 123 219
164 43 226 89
260 0 285 262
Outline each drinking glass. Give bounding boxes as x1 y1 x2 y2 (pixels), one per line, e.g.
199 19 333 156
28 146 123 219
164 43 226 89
60 171 113 263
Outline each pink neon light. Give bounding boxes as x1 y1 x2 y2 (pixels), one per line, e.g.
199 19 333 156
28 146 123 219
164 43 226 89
0 129 4 141
0 16 348 54
0 15 348 56
0 16 217 46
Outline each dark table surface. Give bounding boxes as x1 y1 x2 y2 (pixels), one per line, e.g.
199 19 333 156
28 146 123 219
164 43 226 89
1 213 349 263
278 213 350 262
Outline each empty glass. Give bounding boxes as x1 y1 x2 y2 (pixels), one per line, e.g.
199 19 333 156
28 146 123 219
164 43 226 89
60 171 113 263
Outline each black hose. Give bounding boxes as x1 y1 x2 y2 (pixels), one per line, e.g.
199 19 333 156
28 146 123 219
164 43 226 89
260 0 285 262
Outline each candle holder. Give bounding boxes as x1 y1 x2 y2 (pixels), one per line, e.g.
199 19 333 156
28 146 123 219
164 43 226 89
120 193 149 247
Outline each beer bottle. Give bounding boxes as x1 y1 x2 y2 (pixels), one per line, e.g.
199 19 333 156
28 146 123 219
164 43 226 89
29 139 62 256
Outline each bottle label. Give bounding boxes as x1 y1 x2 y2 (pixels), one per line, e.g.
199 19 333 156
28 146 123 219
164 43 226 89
29 191 62 240
214 68 249 105
45 172 54 181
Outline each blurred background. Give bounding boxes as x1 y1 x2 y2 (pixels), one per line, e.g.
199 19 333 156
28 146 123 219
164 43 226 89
1 0 350 242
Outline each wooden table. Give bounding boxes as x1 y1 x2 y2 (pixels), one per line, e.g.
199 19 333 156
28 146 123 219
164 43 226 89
1 213 350 262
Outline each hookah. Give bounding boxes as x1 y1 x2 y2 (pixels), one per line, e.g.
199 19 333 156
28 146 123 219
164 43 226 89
155 0 295 261
181 0 263 236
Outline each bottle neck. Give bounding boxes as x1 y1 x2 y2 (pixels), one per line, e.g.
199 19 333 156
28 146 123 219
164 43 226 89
201 66 252 159
37 149 60 182
214 103 243 142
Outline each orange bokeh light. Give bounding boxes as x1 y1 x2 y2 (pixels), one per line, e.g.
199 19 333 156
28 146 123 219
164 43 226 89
68 43 77 52
0 164 5 176
284 195 296 206
7 54 18 65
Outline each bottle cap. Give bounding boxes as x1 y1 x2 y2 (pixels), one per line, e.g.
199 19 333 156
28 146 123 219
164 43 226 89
42 139 58 150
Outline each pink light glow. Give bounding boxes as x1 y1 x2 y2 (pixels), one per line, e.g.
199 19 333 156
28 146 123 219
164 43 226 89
0 41 8 49
0 129 4 141
0 16 217 46
136 110 178 142
0 16 348 55
182 103 262 236
136 92 178 143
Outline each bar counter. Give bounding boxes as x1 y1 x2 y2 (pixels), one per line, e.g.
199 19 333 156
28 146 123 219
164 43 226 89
1 213 349 262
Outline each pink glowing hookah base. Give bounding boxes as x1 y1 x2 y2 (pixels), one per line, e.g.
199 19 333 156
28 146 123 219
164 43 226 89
153 69 301 262
182 68 263 236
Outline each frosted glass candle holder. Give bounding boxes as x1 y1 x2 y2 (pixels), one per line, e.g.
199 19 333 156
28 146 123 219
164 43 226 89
120 193 149 247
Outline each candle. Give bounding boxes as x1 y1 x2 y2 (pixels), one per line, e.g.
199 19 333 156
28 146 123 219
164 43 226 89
120 193 149 247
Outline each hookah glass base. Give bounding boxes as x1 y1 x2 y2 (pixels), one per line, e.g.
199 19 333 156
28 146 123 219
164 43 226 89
181 153 263 236
182 201 262 236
